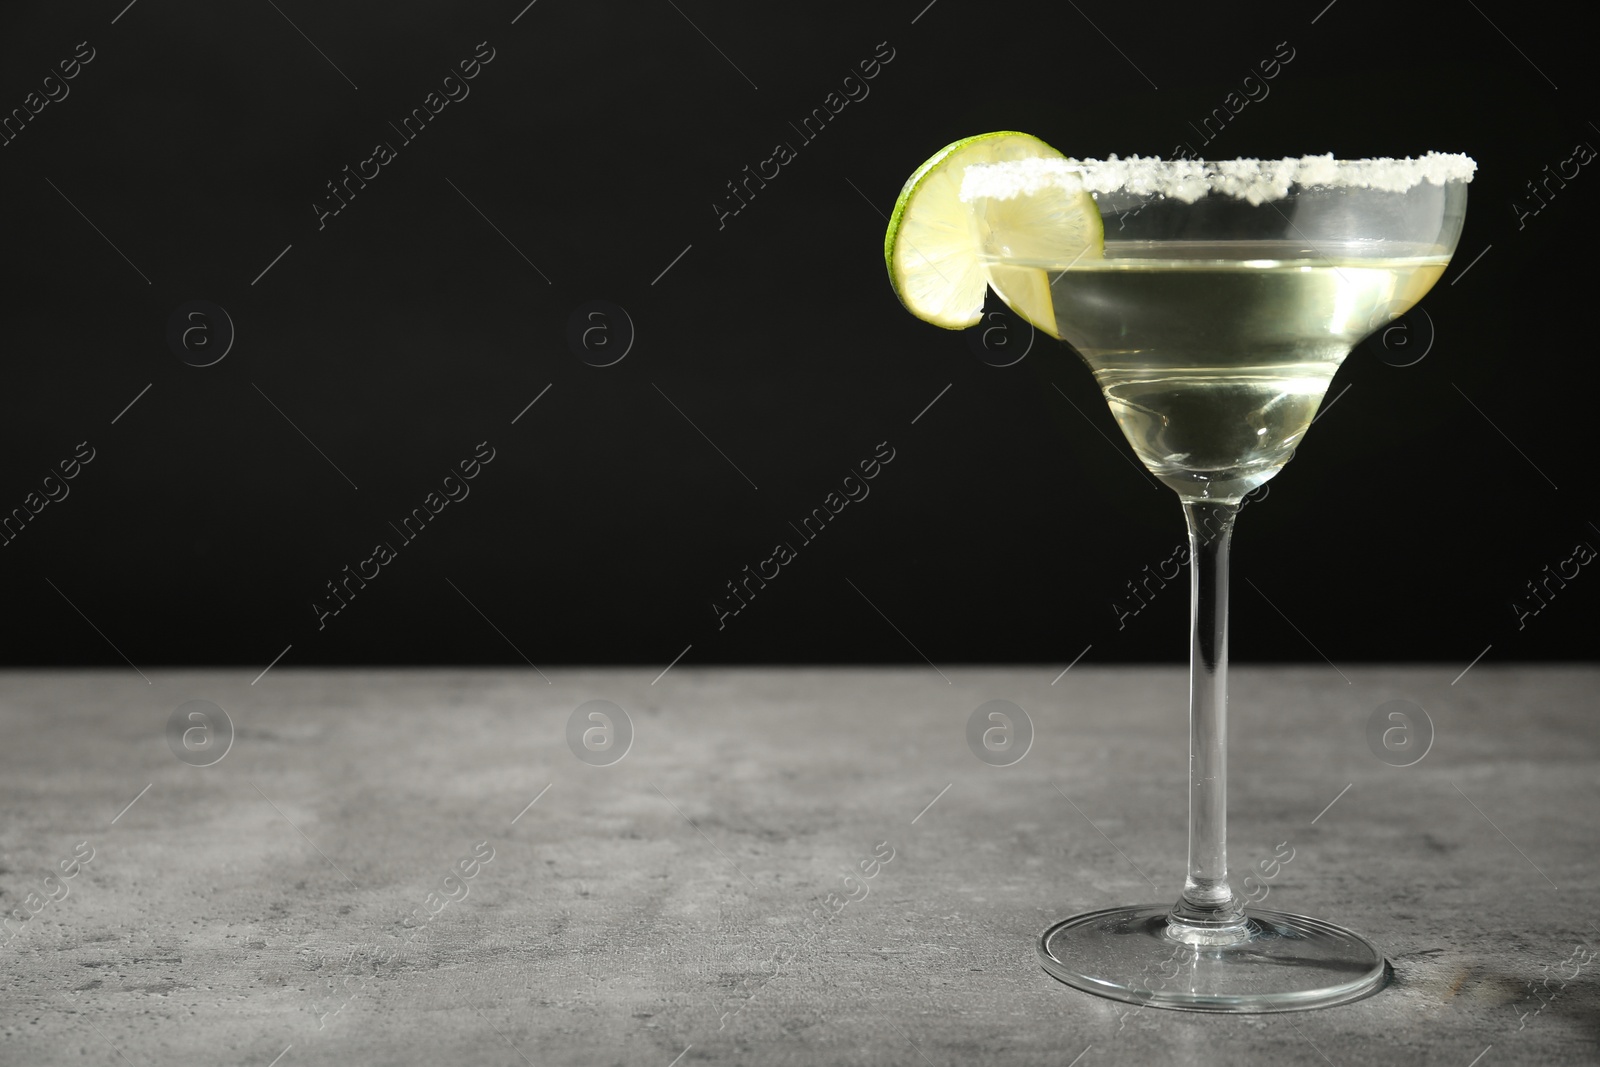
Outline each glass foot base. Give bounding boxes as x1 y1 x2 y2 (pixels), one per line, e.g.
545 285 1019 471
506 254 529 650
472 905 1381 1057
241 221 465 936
1038 905 1390 1013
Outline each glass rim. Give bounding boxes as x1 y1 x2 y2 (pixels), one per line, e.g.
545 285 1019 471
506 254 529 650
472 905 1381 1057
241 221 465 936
960 152 1477 206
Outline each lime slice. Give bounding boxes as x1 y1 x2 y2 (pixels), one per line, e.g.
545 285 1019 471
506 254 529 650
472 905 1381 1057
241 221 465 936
885 132 1101 339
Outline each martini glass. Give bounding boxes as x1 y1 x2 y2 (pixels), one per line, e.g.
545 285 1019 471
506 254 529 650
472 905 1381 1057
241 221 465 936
965 154 1473 1012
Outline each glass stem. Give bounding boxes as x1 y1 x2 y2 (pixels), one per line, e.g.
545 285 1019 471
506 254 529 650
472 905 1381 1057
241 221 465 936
1169 498 1247 937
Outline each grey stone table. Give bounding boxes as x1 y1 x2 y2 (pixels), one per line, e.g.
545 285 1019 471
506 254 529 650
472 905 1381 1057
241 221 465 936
1 666 1596 1066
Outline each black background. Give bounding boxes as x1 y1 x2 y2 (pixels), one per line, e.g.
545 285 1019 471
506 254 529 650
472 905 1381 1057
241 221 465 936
0 0 1594 671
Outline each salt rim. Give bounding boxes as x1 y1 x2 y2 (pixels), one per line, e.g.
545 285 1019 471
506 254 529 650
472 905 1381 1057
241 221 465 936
960 153 1477 207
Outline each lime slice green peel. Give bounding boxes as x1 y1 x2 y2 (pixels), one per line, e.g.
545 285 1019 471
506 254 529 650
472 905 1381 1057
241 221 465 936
884 131 1102 340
